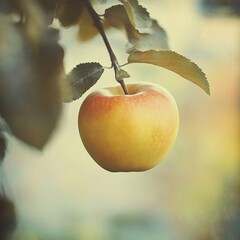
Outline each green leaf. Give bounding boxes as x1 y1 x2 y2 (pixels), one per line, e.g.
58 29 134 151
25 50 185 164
78 7 99 41
0 133 6 162
104 5 128 29
78 7 110 41
90 0 121 10
126 20 169 53
62 62 104 102
37 0 58 25
104 5 169 53
128 50 210 95
94 0 108 3
120 0 152 33
0 18 63 149
0 195 17 236
116 69 130 80
56 0 84 27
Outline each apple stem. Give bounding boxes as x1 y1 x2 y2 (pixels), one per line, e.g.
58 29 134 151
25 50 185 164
85 1 129 95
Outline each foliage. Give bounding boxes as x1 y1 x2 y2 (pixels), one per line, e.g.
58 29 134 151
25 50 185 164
0 133 6 162
0 0 209 154
0 195 16 239
128 50 210 94
63 62 104 102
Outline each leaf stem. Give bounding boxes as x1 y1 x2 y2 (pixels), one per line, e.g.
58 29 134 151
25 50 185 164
84 0 129 95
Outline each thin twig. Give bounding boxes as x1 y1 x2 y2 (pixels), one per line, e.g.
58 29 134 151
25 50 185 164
84 0 129 95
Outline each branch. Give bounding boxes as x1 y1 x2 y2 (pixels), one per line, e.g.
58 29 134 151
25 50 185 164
84 0 129 95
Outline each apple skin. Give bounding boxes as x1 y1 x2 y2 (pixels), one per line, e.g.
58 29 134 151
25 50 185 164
78 83 179 172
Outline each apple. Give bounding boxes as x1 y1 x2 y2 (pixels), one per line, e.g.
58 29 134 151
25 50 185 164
78 83 179 172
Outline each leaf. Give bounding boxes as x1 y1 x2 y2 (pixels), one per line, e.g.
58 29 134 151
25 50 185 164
0 0 56 25
78 7 110 41
37 0 58 25
91 0 119 6
10 0 47 44
0 195 17 238
116 69 130 80
104 5 129 29
104 5 169 53
0 0 22 14
78 7 99 41
0 18 64 149
0 133 6 162
126 20 169 53
0 119 7 161
92 0 108 3
62 63 104 102
120 0 152 33
56 0 84 27
128 50 210 95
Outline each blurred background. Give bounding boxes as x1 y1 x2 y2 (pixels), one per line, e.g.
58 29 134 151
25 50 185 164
1 0 239 239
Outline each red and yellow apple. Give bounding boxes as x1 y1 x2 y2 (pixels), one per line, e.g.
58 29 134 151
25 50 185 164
78 83 179 172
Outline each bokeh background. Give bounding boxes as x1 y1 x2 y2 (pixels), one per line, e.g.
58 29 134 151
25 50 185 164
1 0 239 239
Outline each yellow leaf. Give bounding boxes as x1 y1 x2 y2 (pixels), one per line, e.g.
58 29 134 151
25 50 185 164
122 0 152 32
78 7 110 41
128 50 210 95
78 7 99 41
105 5 169 52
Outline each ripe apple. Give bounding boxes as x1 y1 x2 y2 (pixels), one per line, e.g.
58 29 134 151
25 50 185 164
78 83 179 172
